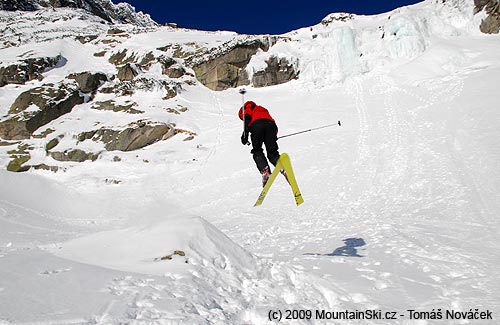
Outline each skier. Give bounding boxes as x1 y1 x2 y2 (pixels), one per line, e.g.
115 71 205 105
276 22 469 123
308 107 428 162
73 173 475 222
239 101 282 187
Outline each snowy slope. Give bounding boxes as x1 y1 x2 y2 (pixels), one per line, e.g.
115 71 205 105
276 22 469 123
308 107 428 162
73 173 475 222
1 0 500 324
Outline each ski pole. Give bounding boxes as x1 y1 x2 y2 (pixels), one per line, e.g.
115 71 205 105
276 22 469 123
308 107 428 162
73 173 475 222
239 88 246 132
277 120 341 140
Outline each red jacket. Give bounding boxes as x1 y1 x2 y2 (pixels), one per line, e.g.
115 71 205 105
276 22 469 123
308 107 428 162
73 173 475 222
238 101 275 129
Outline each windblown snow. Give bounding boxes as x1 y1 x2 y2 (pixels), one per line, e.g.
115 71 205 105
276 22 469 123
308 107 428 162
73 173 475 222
1 0 500 324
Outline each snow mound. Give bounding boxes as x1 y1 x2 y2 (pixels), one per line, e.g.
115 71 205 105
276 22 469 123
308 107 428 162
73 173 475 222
0 169 103 223
50 215 257 276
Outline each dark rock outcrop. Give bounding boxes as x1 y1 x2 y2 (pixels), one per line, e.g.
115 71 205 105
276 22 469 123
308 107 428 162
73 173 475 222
117 63 141 81
0 0 40 10
78 122 175 151
252 56 299 88
50 148 99 162
190 37 295 91
480 15 500 33
475 0 500 33
0 81 85 140
6 144 31 172
188 38 276 90
109 49 137 66
0 55 63 87
191 42 261 91
164 64 186 79
67 71 108 93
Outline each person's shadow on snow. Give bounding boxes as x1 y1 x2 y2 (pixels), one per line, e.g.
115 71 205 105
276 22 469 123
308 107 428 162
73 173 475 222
304 238 366 257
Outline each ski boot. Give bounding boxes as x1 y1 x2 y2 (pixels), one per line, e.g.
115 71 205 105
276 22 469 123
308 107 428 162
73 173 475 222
261 166 271 187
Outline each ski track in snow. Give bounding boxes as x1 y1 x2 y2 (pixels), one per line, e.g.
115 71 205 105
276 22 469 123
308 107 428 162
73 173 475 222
194 70 500 322
194 92 225 178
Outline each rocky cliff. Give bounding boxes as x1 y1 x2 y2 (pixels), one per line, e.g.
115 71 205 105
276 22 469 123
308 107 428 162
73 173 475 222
0 0 157 27
474 0 500 33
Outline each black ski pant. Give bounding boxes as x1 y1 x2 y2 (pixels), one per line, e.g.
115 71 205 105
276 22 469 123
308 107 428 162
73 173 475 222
249 119 280 173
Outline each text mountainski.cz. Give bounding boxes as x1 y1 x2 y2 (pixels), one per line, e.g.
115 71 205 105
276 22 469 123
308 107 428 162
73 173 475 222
267 308 493 322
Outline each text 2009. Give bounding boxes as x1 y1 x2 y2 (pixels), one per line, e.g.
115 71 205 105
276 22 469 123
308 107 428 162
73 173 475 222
286 309 312 320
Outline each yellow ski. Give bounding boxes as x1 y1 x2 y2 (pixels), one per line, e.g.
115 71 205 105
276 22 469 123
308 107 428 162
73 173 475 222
254 153 304 206
280 153 304 206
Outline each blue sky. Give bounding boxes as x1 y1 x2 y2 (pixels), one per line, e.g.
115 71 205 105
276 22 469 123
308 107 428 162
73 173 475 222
113 0 424 34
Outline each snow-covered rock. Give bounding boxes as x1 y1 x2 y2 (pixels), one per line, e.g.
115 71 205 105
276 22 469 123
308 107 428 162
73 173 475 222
50 215 258 276
1 80 85 140
0 0 158 27
0 55 62 87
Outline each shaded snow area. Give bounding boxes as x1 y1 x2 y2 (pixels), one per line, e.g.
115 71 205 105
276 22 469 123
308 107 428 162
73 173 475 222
1 0 500 324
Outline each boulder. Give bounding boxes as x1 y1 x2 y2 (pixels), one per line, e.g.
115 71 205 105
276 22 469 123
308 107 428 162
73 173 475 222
252 56 299 88
164 64 186 78
117 63 141 81
0 81 85 140
0 55 62 87
45 136 61 151
68 71 108 93
78 122 175 152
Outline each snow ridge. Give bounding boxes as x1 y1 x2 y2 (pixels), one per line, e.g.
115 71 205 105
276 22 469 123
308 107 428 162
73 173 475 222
0 0 158 27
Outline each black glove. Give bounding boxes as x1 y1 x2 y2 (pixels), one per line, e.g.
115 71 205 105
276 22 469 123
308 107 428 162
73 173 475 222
241 132 250 145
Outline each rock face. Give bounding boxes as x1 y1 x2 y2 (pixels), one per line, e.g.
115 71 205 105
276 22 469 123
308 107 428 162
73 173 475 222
0 0 40 10
0 55 62 87
0 81 85 140
0 0 158 27
78 123 175 151
475 0 500 33
191 39 270 91
252 56 299 88
95 0 158 27
190 37 298 91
